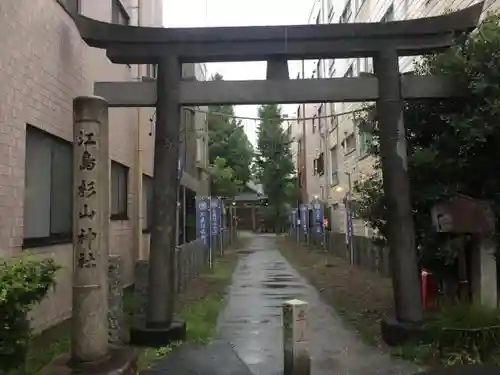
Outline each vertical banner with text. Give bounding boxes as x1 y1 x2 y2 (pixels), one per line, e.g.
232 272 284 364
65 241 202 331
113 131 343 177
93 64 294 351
312 199 324 234
196 196 210 247
210 197 221 238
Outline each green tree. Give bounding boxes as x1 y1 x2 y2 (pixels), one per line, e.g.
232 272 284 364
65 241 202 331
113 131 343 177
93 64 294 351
354 15 500 276
256 104 296 231
209 157 243 198
207 73 253 196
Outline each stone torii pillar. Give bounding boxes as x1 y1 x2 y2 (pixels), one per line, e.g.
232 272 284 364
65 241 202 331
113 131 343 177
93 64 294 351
375 49 422 339
131 55 187 346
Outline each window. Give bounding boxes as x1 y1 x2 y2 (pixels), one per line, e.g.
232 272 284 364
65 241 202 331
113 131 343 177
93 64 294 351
312 115 317 133
142 175 153 232
313 159 318 175
339 0 352 23
24 126 72 247
58 0 80 14
112 0 130 25
381 4 394 23
359 128 373 157
317 153 325 176
111 161 128 220
330 146 339 185
343 134 356 154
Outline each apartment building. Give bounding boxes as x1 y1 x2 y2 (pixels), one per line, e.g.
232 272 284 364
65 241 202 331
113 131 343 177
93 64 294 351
0 0 209 331
297 0 499 235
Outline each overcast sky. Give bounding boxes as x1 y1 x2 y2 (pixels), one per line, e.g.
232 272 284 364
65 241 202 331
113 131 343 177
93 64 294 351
163 0 316 145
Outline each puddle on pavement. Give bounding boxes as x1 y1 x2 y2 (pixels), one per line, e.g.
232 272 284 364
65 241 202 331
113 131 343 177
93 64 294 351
224 318 272 324
261 281 305 289
265 274 297 283
238 249 256 255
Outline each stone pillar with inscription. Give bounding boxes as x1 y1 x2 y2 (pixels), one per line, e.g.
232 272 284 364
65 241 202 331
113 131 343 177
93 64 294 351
72 96 110 363
283 299 310 375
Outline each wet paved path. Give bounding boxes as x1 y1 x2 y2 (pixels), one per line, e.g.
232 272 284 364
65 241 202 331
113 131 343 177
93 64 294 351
216 234 423 375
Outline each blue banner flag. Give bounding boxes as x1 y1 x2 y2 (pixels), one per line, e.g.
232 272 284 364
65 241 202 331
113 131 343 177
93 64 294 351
312 199 324 234
195 196 210 247
210 197 221 237
300 204 309 234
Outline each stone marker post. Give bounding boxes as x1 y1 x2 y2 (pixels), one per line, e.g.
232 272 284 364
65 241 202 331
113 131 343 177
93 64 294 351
283 299 310 375
72 96 110 363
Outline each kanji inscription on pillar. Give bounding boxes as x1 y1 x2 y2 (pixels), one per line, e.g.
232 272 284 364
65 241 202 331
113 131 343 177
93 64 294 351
74 127 100 269
72 96 110 363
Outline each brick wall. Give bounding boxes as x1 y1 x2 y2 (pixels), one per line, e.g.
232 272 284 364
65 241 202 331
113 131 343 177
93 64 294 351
0 0 155 332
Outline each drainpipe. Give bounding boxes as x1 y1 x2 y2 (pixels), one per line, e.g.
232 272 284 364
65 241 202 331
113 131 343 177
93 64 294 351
134 0 144 260
301 59 307 204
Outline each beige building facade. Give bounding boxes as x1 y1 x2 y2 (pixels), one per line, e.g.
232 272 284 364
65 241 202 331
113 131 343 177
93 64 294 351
0 0 209 332
296 0 499 235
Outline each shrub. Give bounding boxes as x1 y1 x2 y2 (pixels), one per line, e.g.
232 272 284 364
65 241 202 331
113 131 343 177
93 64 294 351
427 304 500 364
0 257 59 373
394 304 500 366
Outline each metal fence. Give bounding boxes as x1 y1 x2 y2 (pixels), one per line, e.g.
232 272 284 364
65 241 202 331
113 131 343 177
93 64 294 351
132 229 235 330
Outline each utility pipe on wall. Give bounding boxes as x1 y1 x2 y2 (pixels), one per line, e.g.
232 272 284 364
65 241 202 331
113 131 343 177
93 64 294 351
134 0 144 260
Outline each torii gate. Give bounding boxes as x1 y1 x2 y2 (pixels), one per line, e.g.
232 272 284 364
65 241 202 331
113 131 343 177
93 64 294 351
72 2 483 345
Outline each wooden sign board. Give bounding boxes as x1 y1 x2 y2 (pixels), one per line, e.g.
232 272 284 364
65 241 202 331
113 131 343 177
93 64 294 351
431 195 495 234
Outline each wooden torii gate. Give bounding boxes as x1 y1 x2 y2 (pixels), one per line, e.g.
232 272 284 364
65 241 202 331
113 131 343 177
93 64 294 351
72 2 483 345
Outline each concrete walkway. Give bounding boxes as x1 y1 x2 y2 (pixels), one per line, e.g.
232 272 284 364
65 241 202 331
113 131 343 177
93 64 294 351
216 234 423 375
